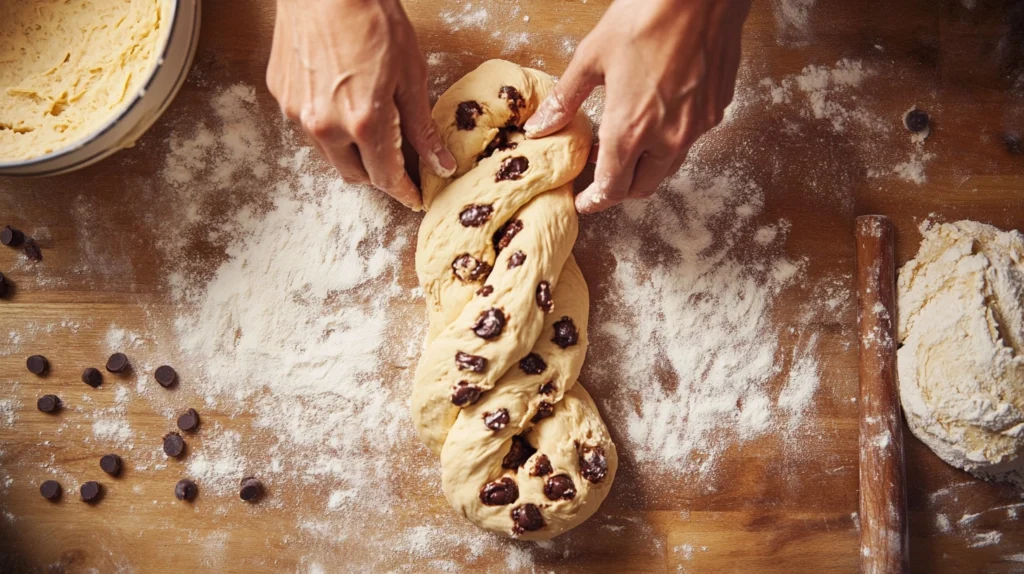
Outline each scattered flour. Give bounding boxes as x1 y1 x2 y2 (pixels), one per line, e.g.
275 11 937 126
0 398 19 428
92 419 133 446
439 3 489 31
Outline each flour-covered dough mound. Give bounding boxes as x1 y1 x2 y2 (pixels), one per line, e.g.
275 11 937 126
412 60 617 540
898 220 1024 478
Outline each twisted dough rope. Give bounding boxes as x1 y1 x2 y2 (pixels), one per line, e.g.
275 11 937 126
413 60 617 540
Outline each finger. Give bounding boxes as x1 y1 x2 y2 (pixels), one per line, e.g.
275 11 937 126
320 141 371 185
354 103 423 210
524 50 602 138
396 70 457 178
574 136 638 214
300 104 370 184
629 151 677 198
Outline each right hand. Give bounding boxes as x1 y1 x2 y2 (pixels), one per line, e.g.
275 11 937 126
267 0 456 210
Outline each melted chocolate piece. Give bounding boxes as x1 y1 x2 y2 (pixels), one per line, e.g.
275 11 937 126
451 382 482 406
499 86 526 126
539 381 555 395
459 204 494 227
531 454 552 477
544 475 577 501
476 285 494 297
536 281 553 313
455 351 487 373
484 408 510 431
502 435 537 469
479 477 519 506
518 353 546 375
579 445 609 483
511 504 545 534
22 240 42 262
551 316 578 348
493 219 523 253
478 127 520 160
456 101 483 130
532 401 554 423
452 254 492 283
496 156 529 182
472 308 506 339
507 250 526 269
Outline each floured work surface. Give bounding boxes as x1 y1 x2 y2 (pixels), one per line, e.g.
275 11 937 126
1 1 1023 572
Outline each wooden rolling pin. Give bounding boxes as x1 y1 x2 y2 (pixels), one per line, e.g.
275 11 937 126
855 215 909 574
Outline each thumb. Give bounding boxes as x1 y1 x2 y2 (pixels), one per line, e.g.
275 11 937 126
524 52 601 139
396 74 457 178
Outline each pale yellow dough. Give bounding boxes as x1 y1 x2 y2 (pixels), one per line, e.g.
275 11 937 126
0 0 167 161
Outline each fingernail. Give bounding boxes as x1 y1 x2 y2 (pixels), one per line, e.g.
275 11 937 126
523 102 552 137
430 146 457 177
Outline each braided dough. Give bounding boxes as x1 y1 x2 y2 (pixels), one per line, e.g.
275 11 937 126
413 60 618 540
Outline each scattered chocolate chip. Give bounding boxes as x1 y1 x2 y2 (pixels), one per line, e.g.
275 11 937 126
22 240 42 262
544 474 577 501
100 454 122 476
539 381 555 395
531 454 552 477
163 432 186 458
904 109 929 133
452 254 492 283
451 382 483 406
455 351 487 373
456 101 483 130
518 353 546 375
81 367 102 388
507 250 526 269
154 365 178 388
472 308 506 339
478 127 519 160
496 156 529 182
579 445 609 483
476 285 494 297
532 401 554 423
459 204 494 227
26 355 49 375
39 480 61 501
80 481 102 503
493 219 523 253
1 226 24 247
175 479 198 501
501 435 537 469
551 316 578 348
0 272 7 298
479 477 520 506
499 86 526 126
105 352 129 373
36 394 61 413
484 408 510 431
511 504 545 534
239 476 263 502
177 408 200 432
536 281 553 313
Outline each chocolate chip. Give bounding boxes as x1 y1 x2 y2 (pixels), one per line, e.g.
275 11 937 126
536 281 553 313
499 86 526 126
452 254 492 283
105 353 129 373
544 474 577 501
531 454 552 477
484 408 510 431
177 408 200 432
80 481 102 503
100 454 122 476
22 240 42 262
81 367 102 388
175 479 198 501
163 432 186 458
579 445 609 483
459 204 494 227
507 250 526 269
39 480 61 501
532 401 554 423
36 394 61 413
501 435 537 469
451 381 483 406
455 351 487 373
154 365 178 388
518 353 546 375
26 355 49 376
0 272 7 298
472 308 506 339
511 504 545 534
476 285 494 297
904 109 929 133
479 477 519 506
539 381 555 395
239 476 263 502
1 226 24 247
478 127 519 160
456 101 483 130
496 156 529 182
551 316 578 348
493 219 523 253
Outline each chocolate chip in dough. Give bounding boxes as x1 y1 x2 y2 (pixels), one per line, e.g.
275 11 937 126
455 351 487 373
177 408 200 432
451 381 483 406
40 480 61 501
539 381 555 395
544 474 577 501
105 352 129 373
81 367 103 388
518 353 546 375
484 408 510 431
507 250 526 269
472 308 506 339
479 477 519 506
531 454 552 477
1 226 24 247
579 445 609 483
501 435 537 469
154 365 178 388
498 85 526 126
493 219 523 253
476 285 494 297
22 240 42 262
496 156 529 182
551 316 578 348
478 127 519 160
532 401 554 423
536 281 553 313
80 481 102 503
511 504 545 534
163 432 186 458
904 109 929 133
239 476 263 502
100 454 123 476
459 204 494 227
452 254 492 283
456 101 483 130
175 479 198 501
36 394 61 413
26 355 49 376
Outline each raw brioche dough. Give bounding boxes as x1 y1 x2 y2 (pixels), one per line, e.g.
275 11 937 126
897 220 1024 478
0 0 167 161
413 60 617 540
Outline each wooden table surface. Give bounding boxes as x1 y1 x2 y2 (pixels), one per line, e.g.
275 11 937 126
2 0 1024 572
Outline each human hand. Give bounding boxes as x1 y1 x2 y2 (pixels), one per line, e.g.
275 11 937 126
267 0 456 210
523 0 751 213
